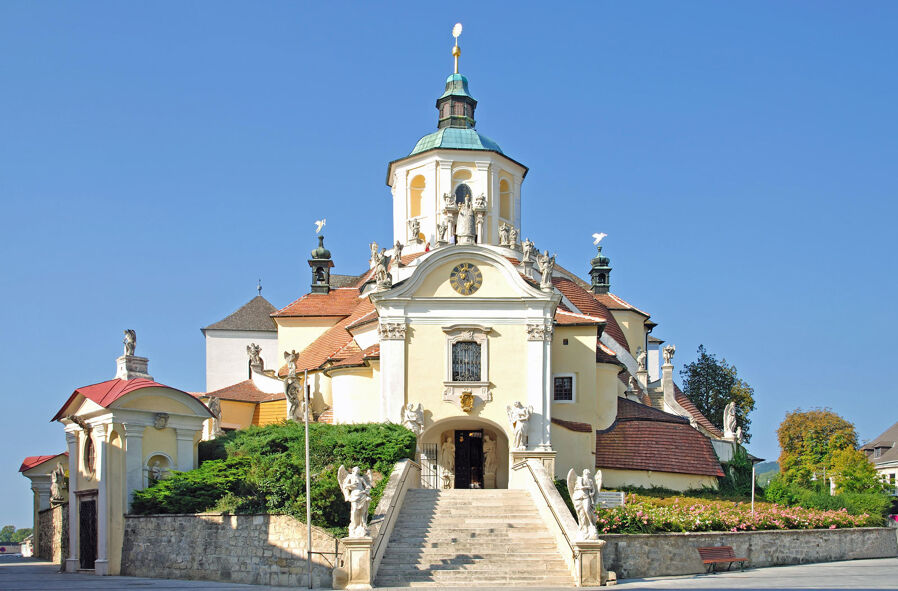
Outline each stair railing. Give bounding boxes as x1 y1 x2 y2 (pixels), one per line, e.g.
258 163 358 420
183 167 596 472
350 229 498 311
369 458 421 579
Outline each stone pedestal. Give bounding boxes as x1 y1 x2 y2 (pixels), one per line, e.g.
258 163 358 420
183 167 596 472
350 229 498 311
573 539 606 586
484 474 496 489
333 537 372 589
115 355 152 380
510 450 556 478
519 260 535 280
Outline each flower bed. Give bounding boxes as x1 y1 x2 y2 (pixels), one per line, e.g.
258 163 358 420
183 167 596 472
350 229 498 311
597 494 879 534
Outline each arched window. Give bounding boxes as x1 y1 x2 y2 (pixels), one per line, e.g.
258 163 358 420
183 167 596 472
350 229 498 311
454 183 472 204
499 179 511 220
452 169 473 205
410 175 425 218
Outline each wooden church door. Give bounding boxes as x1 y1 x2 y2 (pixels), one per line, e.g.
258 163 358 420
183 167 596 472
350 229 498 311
454 429 484 489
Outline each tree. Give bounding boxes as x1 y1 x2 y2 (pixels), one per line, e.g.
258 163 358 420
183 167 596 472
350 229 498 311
0 525 14 543
830 447 886 494
776 408 857 487
680 345 755 441
11 528 32 543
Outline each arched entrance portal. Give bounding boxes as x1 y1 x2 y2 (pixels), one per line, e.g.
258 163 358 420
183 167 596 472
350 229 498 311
418 417 510 489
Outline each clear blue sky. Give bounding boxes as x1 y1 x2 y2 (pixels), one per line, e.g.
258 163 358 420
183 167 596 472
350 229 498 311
2 2 896 527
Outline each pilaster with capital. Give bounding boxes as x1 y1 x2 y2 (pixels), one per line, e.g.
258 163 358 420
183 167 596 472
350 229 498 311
379 321 407 423
175 429 196 472
93 424 109 575
122 425 143 511
65 431 79 573
526 321 554 451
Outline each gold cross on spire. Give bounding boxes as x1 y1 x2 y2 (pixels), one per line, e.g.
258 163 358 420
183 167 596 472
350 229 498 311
452 22 462 74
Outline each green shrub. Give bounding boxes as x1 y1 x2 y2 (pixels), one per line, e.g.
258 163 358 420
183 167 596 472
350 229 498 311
131 421 415 533
762 475 889 521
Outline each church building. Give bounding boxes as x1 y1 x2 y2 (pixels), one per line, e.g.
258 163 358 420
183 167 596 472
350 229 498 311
199 36 733 493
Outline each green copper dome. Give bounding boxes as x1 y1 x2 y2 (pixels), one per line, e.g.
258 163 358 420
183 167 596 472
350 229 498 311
310 235 331 260
439 73 475 100
410 127 503 156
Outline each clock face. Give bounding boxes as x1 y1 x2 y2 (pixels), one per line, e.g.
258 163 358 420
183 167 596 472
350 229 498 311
450 262 483 295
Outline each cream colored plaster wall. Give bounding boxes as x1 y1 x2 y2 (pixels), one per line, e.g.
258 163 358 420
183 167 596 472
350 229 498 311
406 323 527 442
141 427 177 466
551 426 595 479
413 260 520 298
331 368 381 423
610 310 647 356
219 400 255 430
551 326 598 418
75 431 97 492
600 468 718 492
117 393 193 415
594 364 621 431
276 317 340 361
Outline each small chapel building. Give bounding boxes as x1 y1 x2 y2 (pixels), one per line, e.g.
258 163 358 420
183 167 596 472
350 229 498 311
199 50 734 493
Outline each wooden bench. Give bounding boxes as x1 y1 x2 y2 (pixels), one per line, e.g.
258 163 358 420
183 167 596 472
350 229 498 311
697 546 748 573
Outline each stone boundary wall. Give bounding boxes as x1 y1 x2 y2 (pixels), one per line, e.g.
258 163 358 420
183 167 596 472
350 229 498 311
37 504 68 565
121 514 340 588
602 527 898 580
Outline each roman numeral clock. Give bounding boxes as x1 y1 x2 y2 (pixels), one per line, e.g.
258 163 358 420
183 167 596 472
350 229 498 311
450 263 483 295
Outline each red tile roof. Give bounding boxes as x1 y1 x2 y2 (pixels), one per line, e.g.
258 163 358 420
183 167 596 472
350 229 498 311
51 378 199 422
617 370 653 406
596 342 621 365
674 384 724 438
554 309 604 326
278 298 376 376
595 398 724 477
552 277 630 351
205 380 284 403
274 288 362 318
551 418 592 433
19 453 67 473
594 293 650 318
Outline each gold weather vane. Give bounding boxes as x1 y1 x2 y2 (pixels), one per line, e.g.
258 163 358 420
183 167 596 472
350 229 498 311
452 22 462 74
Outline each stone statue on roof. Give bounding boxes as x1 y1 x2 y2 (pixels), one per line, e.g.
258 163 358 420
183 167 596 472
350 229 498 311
636 347 647 372
436 218 449 244
369 241 378 265
455 195 476 245
536 250 556 290
123 329 136 356
662 344 676 365
408 218 421 242
498 222 510 246
247 343 263 369
373 248 392 289
284 349 299 378
509 225 518 247
724 401 738 440
522 238 534 263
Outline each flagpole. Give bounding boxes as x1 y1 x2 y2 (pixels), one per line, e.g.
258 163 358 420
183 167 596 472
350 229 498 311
304 369 312 588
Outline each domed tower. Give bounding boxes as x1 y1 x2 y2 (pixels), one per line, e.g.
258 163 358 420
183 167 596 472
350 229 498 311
386 25 528 254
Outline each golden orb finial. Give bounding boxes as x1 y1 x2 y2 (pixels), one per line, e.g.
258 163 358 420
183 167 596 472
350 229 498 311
451 22 463 74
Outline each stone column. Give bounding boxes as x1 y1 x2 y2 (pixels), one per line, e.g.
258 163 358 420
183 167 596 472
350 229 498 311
379 321 407 424
30 478 51 559
334 537 373 589
65 431 80 573
525 321 553 451
636 366 649 391
175 429 195 472
573 540 607 586
122 424 143 511
93 424 109 575
475 212 484 243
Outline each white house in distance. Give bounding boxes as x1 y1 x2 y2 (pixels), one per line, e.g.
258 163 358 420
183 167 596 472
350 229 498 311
862 421 898 495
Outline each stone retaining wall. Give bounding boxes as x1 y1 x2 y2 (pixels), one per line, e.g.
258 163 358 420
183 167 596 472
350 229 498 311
121 514 339 588
37 504 67 565
602 527 898 580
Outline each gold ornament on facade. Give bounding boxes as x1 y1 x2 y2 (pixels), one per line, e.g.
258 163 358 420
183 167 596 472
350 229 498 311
460 391 475 413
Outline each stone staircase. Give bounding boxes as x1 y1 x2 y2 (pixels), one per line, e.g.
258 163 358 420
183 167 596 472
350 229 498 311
375 488 573 587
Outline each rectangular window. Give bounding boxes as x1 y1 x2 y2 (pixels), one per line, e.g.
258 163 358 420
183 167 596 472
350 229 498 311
875 447 882 459
452 341 481 382
553 376 574 401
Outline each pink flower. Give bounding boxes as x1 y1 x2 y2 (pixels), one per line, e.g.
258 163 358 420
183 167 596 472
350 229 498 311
829 525 837 530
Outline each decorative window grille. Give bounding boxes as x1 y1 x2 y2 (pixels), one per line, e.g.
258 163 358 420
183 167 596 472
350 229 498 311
452 341 481 382
553 376 574 401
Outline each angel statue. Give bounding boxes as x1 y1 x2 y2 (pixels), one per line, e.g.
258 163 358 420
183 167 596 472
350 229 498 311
284 350 299 378
50 464 67 502
506 401 532 450
284 378 305 422
373 248 392 289
566 468 603 540
536 250 556 290
207 396 223 438
723 401 738 439
247 343 263 369
402 402 424 435
123 329 136 356
338 465 374 538
522 238 535 263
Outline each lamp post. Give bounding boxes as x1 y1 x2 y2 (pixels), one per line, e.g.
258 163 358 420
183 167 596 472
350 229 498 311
304 369 312 589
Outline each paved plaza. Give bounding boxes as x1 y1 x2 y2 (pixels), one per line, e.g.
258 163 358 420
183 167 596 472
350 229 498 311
1 555 896 589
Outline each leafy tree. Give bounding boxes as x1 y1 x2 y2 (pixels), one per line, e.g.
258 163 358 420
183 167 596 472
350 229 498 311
11 528 32 543
830 447 887 494
680 345 755 441
0 526 14 543
776 408 857 487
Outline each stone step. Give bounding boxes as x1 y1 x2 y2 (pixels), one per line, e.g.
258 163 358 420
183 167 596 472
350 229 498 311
375 574 574 585
379 557 569 568
383 542 560 552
